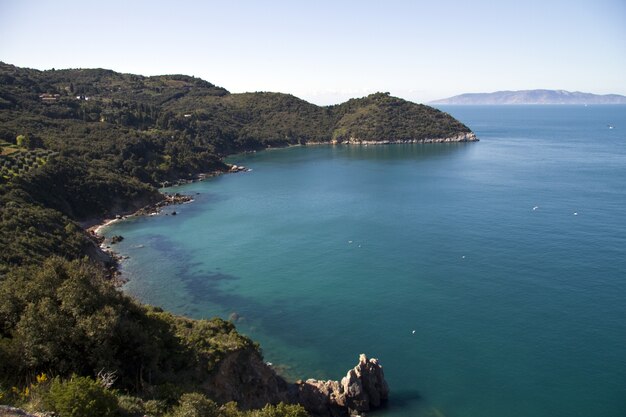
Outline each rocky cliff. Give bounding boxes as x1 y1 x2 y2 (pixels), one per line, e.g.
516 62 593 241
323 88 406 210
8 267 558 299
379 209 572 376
202 347 294 409
296 354 389 417
204 351 389 417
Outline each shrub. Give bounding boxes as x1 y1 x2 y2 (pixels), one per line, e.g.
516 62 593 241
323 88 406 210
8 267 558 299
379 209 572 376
169 392 219 417
117 394 145 416
251 403 309 417
144 399 169 416
46 375 118 417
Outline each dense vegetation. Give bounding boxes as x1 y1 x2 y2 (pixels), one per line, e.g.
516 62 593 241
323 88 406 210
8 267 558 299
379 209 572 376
0 62 470 187
0 62 474 415
0 257 306 416
0 62 471 272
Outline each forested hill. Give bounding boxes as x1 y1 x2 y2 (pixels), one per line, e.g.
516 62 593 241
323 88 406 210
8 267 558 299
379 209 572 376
0 63 472 174
0 61 474 273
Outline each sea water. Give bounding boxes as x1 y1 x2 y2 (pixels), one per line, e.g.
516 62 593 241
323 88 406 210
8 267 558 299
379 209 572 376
103 105 626 417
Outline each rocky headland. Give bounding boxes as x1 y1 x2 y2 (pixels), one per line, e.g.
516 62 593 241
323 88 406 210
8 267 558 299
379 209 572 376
204 351 388 417
296 354 389 416
326 132 478 145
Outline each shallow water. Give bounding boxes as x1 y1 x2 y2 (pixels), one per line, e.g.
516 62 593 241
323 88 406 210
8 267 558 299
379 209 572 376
104 105 626 417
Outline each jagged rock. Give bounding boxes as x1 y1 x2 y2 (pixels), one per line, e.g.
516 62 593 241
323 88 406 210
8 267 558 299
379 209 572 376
197 351 388 417
296 354 389 416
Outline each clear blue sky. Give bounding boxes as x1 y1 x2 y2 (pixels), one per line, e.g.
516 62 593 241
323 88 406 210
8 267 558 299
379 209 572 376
1 0 624 104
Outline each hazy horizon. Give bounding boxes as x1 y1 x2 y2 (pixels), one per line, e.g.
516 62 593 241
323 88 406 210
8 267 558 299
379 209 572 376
1 0 625 105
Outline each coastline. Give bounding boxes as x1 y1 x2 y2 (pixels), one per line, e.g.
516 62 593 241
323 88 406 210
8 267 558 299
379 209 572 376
82 168 252 279
88 217 123 235
82 135 478 275
82 192 197 282
305 132 478 146
86 192 196 240
82 168 239 238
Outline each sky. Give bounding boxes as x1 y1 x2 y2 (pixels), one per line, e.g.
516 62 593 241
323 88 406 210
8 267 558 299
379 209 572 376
0 0 625 105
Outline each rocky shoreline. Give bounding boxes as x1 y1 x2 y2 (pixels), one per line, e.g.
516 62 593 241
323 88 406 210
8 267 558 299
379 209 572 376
79 192 194 283
306 132 478 146
83 165 253 281
86 162 254 235
207 351 389 417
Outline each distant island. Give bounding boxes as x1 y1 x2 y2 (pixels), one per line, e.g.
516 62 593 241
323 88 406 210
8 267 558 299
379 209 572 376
430 89 626 105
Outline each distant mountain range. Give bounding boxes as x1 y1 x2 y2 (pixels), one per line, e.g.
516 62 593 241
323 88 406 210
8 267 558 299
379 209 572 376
430 89 626 105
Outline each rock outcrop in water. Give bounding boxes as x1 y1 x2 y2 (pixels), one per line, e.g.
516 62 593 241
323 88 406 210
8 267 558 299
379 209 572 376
295 354 389 416
202 351 388 417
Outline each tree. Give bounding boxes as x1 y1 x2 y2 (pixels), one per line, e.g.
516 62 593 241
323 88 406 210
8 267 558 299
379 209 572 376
46 375 118 417
16 134 26 147
169 392 219 417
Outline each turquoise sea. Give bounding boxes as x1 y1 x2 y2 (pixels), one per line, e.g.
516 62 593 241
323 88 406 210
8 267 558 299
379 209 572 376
103 105 626 417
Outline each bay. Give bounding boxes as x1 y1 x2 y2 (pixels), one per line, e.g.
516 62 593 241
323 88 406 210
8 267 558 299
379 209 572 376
103 105 626 417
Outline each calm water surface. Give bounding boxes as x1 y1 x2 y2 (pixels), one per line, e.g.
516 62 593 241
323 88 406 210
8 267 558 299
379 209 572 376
104 105 626 417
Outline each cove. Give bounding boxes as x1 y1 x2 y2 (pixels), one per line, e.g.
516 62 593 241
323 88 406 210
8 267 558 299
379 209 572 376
103 105 626 417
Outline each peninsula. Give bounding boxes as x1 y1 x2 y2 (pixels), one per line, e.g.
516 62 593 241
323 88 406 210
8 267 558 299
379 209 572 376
430 89 626 105
0 62 476 417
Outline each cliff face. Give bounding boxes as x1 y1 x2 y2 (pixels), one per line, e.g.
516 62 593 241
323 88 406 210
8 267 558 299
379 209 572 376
296 354 389 417
203 351 389 417
202 347 294 409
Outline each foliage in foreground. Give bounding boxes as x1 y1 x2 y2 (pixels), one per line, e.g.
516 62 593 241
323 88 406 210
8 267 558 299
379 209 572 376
0 257 256 393
46 375 118 417
1 374 308 417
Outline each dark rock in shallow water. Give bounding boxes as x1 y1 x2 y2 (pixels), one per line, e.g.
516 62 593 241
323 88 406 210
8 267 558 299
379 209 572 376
110 235 124 244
